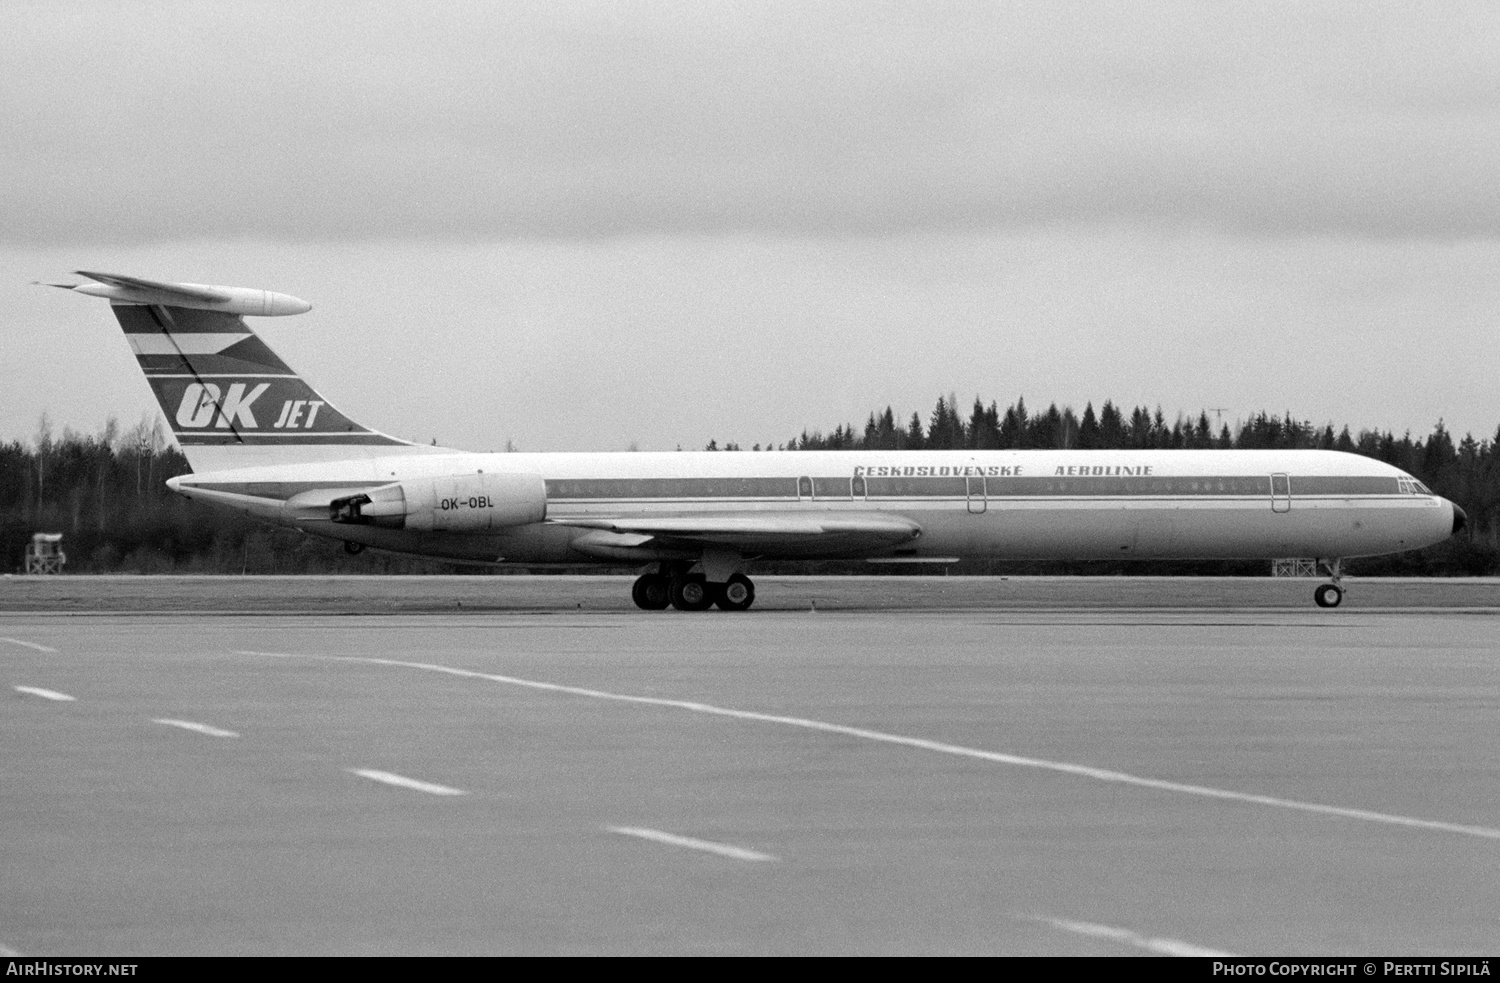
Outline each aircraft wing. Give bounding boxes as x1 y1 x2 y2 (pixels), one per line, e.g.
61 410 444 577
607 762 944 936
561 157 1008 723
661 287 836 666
553 512 921 555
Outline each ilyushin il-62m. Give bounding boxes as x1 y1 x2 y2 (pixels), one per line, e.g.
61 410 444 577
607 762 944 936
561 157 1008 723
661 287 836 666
48 272 1466 610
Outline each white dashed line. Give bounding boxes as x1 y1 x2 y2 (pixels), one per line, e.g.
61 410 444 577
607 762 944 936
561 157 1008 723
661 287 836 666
152 718 240 738
239 651 1500 842
608 826 778 862
348 768 467 796
14 686 75 701
1032 916 1235 957
1 637 56 653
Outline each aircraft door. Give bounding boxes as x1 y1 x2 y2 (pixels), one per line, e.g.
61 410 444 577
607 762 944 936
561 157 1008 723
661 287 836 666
1270 472 1291 513
966 463 987 514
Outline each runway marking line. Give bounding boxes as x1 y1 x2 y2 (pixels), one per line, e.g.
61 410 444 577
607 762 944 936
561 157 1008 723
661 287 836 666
1028 915 1235 957
238 651 1500 842
348 768 467 796
608 826 777 862
14 685 75 702
1 637 57 653
152 718 240 738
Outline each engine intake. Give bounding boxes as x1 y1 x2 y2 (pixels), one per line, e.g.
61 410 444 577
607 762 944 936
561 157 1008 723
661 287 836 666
328 472 546 532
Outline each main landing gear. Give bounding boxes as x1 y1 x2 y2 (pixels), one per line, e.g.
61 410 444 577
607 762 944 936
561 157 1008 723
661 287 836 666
631 565 756 612
1313 559 1344 608
631 573 672 610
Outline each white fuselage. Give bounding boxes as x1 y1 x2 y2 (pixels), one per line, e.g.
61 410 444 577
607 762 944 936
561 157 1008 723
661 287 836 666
170 447 1457 566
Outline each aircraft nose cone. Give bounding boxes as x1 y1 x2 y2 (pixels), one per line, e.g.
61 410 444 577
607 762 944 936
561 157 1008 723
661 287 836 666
1452 503 1468 536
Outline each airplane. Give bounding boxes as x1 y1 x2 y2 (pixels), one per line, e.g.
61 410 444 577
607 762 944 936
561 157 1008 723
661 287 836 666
45 271 1467 610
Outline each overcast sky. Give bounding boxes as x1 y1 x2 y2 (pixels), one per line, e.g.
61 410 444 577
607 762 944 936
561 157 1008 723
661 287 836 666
3 0 1498 451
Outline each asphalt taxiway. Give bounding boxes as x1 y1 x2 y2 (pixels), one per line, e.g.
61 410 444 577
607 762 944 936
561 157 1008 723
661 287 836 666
2 579 1498 955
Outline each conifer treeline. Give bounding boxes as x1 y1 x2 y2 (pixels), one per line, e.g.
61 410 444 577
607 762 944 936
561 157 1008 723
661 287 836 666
2 396 1497 574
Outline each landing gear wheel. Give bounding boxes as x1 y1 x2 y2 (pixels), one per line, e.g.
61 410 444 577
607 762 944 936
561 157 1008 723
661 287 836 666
715 573 755 612
632 574 670 610
1314 583 1344 608
670 573 716 611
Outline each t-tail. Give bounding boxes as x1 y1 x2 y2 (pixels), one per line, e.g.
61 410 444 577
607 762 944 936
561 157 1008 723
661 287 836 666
44 271 443 472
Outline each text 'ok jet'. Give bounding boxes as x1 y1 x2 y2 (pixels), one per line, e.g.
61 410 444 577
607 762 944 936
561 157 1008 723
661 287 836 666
46 271 1466 610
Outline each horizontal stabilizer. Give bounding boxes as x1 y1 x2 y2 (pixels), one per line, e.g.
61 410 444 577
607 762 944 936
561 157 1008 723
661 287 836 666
78 271 232 303
48 270 312 317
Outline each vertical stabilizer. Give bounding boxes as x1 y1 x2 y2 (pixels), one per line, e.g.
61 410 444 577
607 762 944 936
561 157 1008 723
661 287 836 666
46 271 439 471
113 302 429 470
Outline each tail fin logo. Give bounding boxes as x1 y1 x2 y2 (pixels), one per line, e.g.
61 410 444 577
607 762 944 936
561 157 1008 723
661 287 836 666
175 382 271 429
176 383 219 427
270 400 326 429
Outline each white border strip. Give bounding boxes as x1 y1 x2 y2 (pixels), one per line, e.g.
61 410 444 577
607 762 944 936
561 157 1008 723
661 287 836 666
608 826 777 862
153 718 240 738
1033 916 1235 957
127 333 248 355
348 768 467 796
1 637 57 653
14 685 75 701
238 652 1500 841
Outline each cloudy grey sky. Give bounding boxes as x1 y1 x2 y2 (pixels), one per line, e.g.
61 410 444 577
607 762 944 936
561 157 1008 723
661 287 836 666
3 0 1498 451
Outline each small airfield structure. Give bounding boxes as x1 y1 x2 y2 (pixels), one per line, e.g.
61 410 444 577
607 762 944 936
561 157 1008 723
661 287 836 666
24 533 66 575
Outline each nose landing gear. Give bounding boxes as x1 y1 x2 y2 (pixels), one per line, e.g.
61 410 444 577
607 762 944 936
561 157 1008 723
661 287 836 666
1313 559 1344 608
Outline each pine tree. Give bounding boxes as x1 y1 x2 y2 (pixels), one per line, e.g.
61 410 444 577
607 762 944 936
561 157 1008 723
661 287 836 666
999 403 1023 449
1187 412 1207 449
968 398 1000 449
1078 403 1100 449
1099 401 1124 448
905 412 925 450
879 407 897 449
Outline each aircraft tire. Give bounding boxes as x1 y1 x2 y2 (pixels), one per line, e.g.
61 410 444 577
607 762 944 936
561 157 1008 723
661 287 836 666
343 541 365 555
632 574 671 610
670 573 715 611
1313 584 1343 608
715 574 755 612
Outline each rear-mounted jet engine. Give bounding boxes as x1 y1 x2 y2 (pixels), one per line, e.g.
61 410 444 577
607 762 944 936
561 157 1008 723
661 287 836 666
327 473 546 532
